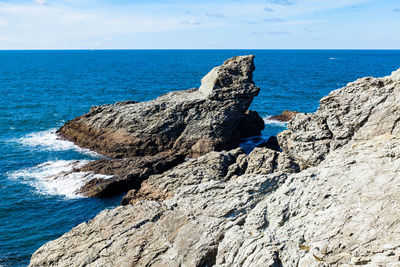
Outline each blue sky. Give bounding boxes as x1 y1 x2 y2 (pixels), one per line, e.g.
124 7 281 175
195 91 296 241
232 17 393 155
0 0 399 49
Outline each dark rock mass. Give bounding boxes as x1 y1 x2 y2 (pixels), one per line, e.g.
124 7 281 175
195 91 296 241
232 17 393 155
57 55 263 159
256 136 281 151
77 153 185 198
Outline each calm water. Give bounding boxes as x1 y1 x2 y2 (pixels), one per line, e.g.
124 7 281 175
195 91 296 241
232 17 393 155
0 50 399 266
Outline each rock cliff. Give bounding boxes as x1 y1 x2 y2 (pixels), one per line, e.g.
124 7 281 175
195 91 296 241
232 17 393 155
30 65 400 266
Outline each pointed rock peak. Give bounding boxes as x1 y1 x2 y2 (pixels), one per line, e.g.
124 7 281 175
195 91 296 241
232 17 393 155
199 55 259 100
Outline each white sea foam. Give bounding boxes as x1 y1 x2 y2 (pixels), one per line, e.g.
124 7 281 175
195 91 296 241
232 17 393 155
263 116 289 127
15 128 100 157
8 160 113 199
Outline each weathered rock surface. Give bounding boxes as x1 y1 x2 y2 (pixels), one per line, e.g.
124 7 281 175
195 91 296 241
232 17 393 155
278 69 400 169
57 55 263 158
121 147 298 205
29 135 400 267
268 110 299 122
76 153 185 198
30 68 400 266
121 148 245 205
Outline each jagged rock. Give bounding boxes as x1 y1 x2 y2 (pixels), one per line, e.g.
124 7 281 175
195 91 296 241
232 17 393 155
57 55 262 158
76 153 185 198
121 146 299 206
244 147 299 175
29 135 400 267
269 110 299 122
278 69 400 169
121 148 245 205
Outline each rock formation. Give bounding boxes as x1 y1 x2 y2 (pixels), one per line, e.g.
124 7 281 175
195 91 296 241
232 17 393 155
278 70 400 169
268 110 299 122
30 66 400 266
57 55 265 197
57 55 263 159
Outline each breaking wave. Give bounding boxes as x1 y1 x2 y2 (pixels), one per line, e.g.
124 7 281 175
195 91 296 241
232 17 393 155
8 160 113 199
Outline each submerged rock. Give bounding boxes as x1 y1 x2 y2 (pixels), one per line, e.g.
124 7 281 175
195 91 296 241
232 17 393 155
57 55 263 158
268 110 299 122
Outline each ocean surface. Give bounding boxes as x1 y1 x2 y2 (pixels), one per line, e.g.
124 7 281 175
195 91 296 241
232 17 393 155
1 49 399 266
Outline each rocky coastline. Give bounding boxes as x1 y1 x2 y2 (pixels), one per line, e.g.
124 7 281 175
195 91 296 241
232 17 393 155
57 55 265 198
29 56 400 266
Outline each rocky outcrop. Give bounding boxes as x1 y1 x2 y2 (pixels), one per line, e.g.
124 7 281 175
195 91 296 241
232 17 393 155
76 153 185 198
56 55 265 198
30 67 400 266
268 110 299 122
278 69 400 169
57 55 263 158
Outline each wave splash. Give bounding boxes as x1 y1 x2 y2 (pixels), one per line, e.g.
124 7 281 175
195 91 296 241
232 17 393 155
8 160 113 199
263 116 289 127
14 128 99 157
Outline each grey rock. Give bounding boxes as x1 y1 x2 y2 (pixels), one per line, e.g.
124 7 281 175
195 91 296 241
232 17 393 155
244 147 299 175
121 148 245 205
29 69 400 267
278 69 400 168
57 55 262 158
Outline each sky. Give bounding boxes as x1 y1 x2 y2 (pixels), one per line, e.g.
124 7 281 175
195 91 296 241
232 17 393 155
0 0 399 49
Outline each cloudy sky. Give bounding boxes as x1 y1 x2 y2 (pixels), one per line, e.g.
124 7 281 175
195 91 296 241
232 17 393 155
0 0 399 49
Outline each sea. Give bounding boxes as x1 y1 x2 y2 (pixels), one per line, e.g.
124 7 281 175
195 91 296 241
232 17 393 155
0 50 399 266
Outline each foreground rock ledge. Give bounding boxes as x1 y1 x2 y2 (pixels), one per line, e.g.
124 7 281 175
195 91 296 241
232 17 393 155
29 135 400 267
31 69 400 266
57 55 264 159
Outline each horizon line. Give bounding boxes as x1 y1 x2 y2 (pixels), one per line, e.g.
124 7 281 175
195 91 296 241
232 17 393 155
0 48 399 51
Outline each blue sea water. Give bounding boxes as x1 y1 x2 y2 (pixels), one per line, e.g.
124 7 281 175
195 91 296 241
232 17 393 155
0 50 399 266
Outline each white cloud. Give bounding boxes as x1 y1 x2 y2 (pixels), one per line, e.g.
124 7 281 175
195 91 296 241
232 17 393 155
181 19 204 25
33 0 47 5
0 0 395 49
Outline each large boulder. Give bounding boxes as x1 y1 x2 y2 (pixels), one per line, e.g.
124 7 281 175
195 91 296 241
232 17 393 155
57 55 263 158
